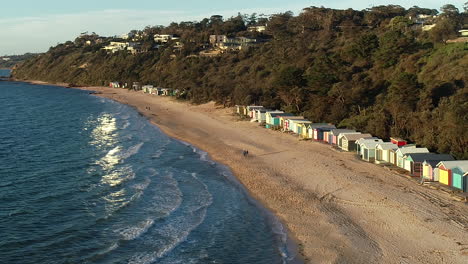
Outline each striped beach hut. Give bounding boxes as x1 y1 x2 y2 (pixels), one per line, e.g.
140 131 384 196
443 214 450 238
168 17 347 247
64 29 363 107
422 160 441 182
307 123 332 139
357 138 384 162
436 161 468 189
312 124 336 141
282 116 305 131
375 143 398 164
339 133 373 152
403 153 454 177
247 106 264 119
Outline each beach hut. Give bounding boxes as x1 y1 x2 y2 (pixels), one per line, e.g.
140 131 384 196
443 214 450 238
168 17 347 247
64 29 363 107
161 88 173 96
281 116 305 131
109 81 121 88
436 161 468 189
357 138 384 162
132 82 142 91
339 133 373 152
313 125 337 141
307 123 332 139
235 105 244 115
395 147 429 169
246 106 263 118
403 153 454 176
265 110 284 126
390 137 407 147
292 120 312 134
255 109 270 123
330 130 358 145
375 143 398 164
142 85 154 93
246 106 264 119
266 112 293 129
422 160 441 181
452 165 468 192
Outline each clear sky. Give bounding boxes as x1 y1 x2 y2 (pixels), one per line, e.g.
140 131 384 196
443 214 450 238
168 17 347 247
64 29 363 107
0 0 464 55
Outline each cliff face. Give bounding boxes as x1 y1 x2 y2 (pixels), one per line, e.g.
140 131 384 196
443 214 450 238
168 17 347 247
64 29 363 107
13 6 468 159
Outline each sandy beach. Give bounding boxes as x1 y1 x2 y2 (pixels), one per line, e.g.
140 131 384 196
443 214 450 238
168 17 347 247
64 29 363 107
31 83 468 263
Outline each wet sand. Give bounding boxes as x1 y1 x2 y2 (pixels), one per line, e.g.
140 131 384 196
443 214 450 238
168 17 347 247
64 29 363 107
29 83 468 263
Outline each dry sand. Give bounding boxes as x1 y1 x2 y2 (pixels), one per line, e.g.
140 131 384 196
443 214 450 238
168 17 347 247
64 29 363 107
32 83 468 263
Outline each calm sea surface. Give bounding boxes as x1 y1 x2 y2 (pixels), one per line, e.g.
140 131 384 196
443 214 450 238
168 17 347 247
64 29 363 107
0 81 298 264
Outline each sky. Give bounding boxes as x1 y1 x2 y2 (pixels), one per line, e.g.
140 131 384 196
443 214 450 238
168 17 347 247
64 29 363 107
0 1 465 55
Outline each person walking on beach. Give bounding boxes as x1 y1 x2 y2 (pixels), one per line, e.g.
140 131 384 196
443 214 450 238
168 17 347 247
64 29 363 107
242 150 249 157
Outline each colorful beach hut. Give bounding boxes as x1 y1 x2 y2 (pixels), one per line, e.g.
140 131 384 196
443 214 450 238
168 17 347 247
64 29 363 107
395 147 429 169
266 113 293 129
339 133 373 152
331 130 358 146
375 143 398 164
247 106 264 119
436 161 468 190
403 153 454 177
255 109 270 123
422 160 441 181
282 116 305 131
265 110 284 126
288 119 311 134
312 125 336 141
307 123 332 139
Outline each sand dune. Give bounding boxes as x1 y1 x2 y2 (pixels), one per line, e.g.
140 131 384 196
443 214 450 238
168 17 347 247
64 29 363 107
70 86 468 263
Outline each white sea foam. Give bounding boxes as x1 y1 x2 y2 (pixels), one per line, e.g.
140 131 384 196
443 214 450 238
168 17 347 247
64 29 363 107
118 142 144 160
116 219 154 241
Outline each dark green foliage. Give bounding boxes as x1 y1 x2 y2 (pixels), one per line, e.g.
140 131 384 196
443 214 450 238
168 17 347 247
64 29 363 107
12 5 468 158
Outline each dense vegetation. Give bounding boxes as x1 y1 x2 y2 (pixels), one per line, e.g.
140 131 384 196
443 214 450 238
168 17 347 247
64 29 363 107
0 53 38 68
13 5 468 158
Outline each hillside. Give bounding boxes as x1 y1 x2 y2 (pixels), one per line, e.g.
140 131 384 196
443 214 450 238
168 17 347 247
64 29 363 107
0 53 39 69
12 5 468 159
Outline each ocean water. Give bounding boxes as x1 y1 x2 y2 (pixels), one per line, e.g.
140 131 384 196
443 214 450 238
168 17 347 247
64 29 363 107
0 81 299 264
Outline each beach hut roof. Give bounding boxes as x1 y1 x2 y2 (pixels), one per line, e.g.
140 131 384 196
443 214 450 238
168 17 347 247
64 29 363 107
359 139 384 149
272 113 294 117
436 160 468 171
376 142 398 150
307 123 333 129
330 129 356 136
283 116 305 120
396 147 429 155
314 125 337 131
342 133 373 141
404 153 454 163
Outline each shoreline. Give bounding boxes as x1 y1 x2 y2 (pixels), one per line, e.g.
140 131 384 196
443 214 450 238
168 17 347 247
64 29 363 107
16 80 468 263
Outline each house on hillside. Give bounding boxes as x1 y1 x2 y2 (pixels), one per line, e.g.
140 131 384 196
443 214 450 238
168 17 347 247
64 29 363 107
154 34 179 43
248 25 267 32
436 161 468 191
375 143 399 164
404 153 454 177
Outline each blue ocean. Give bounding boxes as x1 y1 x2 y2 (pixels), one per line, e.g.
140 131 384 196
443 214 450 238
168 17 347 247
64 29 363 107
0 79 299 263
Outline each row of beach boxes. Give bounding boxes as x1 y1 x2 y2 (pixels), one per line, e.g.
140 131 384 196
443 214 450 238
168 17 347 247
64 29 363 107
109 82 179 96
237 105 468 193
